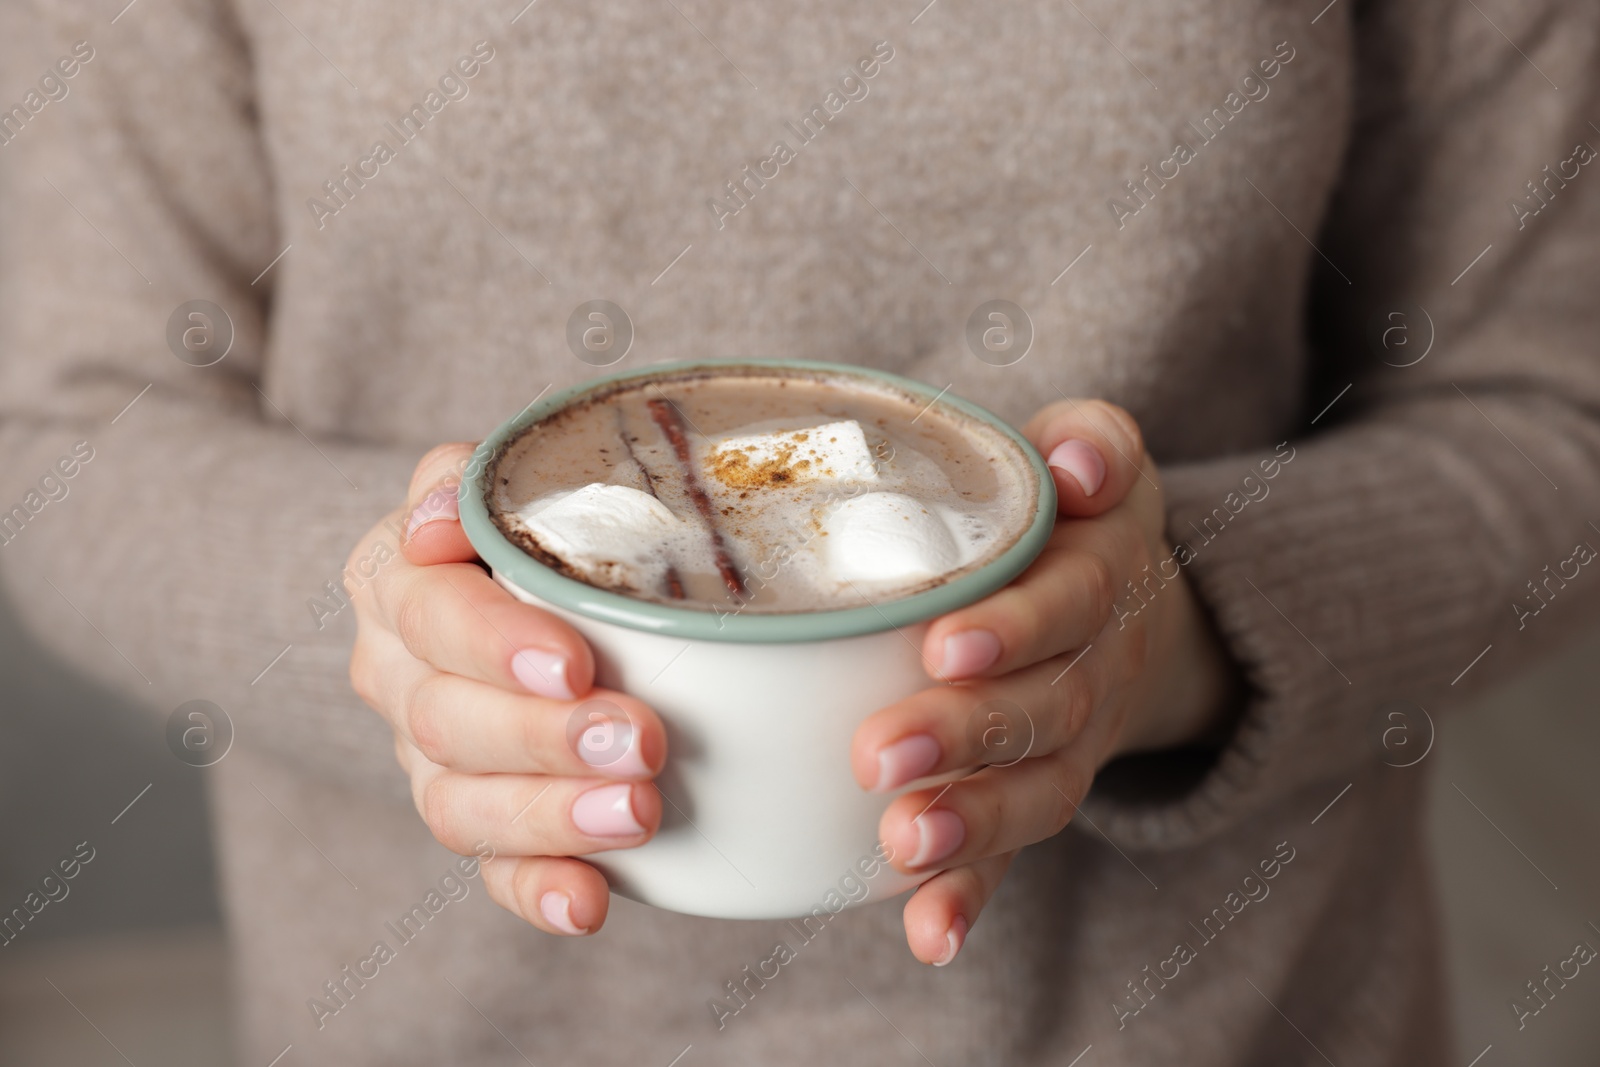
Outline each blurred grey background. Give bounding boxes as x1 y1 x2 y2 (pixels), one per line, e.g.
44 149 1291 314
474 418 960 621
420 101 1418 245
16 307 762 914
1 588 1597 1064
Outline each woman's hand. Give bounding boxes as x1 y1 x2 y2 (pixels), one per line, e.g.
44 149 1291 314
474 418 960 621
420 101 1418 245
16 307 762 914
347 444 669 937
850 401 1241 966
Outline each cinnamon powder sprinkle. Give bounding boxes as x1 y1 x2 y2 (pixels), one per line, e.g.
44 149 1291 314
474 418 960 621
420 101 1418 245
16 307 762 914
707 436 823 489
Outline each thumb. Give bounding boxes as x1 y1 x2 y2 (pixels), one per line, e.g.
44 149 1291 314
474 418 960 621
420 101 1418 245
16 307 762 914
1021 398 1154 517
402 441 480 565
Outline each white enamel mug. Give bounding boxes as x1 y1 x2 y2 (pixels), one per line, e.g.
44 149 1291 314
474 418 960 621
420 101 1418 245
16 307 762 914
459 359 1055 920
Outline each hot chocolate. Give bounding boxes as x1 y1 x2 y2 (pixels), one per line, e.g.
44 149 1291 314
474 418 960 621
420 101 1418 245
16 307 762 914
485 365 1039 613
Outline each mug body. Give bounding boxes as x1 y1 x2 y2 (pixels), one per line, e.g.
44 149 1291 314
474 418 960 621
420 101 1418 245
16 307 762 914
497 577 932 918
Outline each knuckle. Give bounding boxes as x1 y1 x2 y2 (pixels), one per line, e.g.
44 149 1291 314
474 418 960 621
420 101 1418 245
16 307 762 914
410 443 471 501
482 864 516 916
420 776 464 849
1005 590 1045 662
418 441 464 470
509 857 544 915
406 675 452 765
1056 657 1095 738
974 786 1008 857
1044 399 1078 427
391 584 433 658
1080 552 1117 627
518 698 550 764
1086 399 1145 458
1047 764 1083 836
348 646 377 708
365 563 402 627
1025 401 1076 441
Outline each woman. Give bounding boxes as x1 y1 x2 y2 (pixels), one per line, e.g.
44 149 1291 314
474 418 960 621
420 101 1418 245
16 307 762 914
2 0 1596 1063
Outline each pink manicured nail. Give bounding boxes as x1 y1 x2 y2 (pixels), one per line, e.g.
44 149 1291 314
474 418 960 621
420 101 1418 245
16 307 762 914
576 717 651 777
511 648 576 700
933 914 969 967
539 891 588 935
571 783 645 837
406 487 459 538
910 809 965 868
1047 439 1106 497
874 734 941 793
939 630 1001 679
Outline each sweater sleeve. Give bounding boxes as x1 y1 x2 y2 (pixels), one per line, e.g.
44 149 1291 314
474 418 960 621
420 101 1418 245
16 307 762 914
0 1 414 796
1085 0 1600 847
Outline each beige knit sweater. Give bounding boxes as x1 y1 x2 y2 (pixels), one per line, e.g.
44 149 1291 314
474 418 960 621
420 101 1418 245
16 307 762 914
4 0 1600 1063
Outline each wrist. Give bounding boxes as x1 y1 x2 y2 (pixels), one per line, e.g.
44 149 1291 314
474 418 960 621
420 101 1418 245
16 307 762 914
1116 562 1244 757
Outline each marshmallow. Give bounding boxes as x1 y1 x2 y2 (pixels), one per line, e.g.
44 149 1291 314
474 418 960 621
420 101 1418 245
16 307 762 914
705 420 880 489
821 492 970 588
516 484 681 589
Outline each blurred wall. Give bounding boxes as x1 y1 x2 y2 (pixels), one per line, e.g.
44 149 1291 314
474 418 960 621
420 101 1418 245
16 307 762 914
1428 624 1600 1063
0 589 227 1064
0 588 219 936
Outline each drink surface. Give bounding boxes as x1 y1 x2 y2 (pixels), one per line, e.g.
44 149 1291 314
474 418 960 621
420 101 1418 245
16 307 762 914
486 366 1038 614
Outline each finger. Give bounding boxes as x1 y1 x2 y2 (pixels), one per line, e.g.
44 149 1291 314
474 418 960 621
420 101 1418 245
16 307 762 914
403 442 480 565
401 746 660 857
877 744 1096 875
853 644 1106 792
412 679 664 779
372 557 594 699
901 851 1014 965
919 517 1137 681
1020 399 1154 518
479 854 612 936
369 630 662 775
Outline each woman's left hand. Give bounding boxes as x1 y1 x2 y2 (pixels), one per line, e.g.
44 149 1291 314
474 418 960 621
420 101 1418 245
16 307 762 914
850 399 1241 966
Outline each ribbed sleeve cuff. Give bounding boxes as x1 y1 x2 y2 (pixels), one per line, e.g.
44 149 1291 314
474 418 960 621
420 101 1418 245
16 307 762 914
1082 415 1500 849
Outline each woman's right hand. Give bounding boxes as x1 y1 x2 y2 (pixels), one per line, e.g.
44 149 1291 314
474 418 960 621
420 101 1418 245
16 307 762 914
346 443 666 936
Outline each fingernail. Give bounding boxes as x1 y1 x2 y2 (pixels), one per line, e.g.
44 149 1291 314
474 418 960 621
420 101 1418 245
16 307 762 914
1047 439 1106 497
512 648 576 700
939 630 1001 679
572 783 645 837
933 914 969 967
873 734 941 793
910 809 965 868
577 717 651 777
539 890 589 935
406 486 459 538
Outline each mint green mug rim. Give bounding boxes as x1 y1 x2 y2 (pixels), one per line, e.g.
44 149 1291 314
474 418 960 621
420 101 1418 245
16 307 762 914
457 359 1057 644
